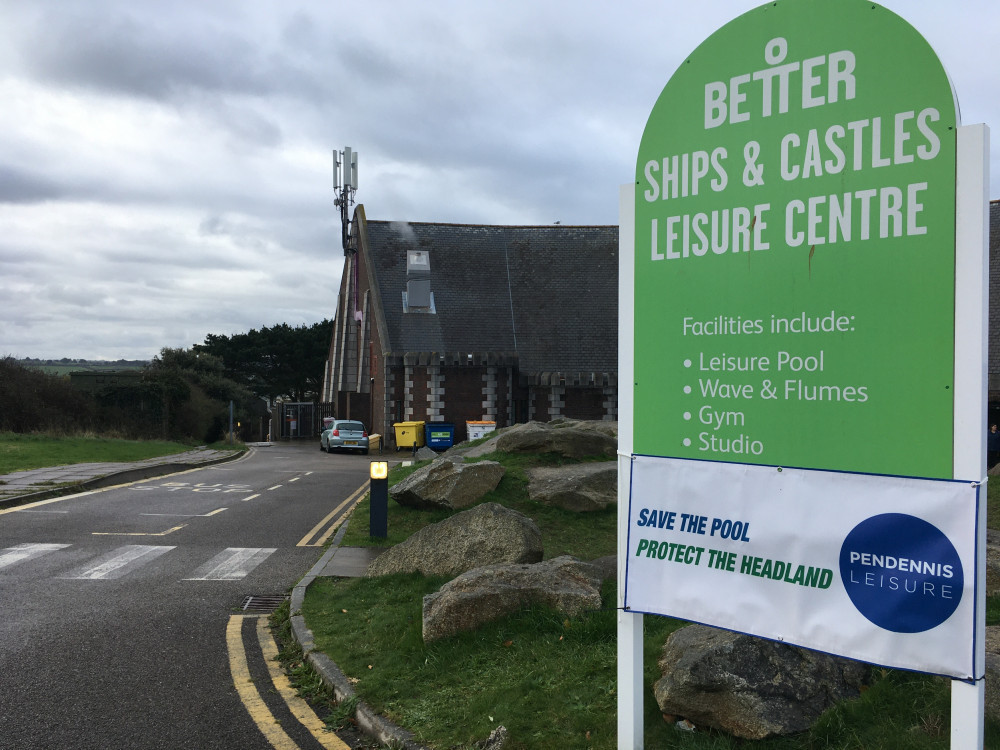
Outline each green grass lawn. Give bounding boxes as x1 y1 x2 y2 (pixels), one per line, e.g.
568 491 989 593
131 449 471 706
0 432 232 476
340 452 617 557
298 456 1000 749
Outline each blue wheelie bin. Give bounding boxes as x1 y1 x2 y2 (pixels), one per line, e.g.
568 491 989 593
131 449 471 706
425 422 455 451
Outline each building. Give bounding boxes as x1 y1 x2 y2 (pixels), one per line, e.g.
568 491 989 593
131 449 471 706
321 205 618 444
324 200 1000 446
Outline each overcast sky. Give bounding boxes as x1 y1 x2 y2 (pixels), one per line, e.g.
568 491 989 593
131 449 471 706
1 0 996 360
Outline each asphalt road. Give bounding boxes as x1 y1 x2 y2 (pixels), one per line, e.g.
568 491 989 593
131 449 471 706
0 442 372 750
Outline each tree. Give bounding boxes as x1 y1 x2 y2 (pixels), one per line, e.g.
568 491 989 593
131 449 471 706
143 347 260 442
195 320 332 402
0 357 95 433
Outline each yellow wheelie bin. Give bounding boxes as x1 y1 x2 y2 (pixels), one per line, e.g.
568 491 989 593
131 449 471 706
393 421 426 451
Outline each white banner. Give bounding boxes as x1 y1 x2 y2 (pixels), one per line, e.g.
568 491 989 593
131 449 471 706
624 455 981 679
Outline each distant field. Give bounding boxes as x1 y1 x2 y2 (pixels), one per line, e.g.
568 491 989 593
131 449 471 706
17 359 148 376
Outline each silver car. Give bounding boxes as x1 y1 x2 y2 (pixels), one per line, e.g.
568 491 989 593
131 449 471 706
320 419 370 455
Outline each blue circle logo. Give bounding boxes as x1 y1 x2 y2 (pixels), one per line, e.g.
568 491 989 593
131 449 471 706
839 513 962 633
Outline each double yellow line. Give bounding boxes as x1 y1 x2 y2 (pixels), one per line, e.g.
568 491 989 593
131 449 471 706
227 615 348 750
296 481 369 547
227 477 373 747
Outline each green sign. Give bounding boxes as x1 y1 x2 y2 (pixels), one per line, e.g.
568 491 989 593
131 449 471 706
634 0 957 478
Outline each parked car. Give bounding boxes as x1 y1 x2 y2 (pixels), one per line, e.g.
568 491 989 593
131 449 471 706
320 419 369 455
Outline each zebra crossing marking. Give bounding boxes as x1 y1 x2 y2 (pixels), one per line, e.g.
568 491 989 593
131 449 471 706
5 543 281 582
185 548 277 581
0 543 72 571
60 544 175 580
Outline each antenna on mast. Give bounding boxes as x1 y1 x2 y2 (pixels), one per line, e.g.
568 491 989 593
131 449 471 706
333 146 358 253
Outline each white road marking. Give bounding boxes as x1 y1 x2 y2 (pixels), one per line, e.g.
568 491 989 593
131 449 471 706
139 507 228 518
60 545 175 580
0 543 71 571
184 548 277 581
0 492 98 515
92 524 186 537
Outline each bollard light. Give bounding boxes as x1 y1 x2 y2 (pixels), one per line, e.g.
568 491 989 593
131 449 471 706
369 461 389 538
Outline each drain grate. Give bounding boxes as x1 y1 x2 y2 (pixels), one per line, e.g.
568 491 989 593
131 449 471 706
240 594 289 614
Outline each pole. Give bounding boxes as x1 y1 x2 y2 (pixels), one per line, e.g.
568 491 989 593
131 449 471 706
950 122 989 750
617 183 643 748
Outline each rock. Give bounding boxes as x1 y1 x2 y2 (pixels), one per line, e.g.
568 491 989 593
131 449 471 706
445 429 506 459
654 625 870 739
494 420 616 458
389 456 505 510
549 416 618 437
987 529 1000 595
422 555 603 642
986 625 1000 723
526 461 617 511
413 445 439 461
988 653 1000 725
365 503 543 578
586 554 617 582
476 725 508 749
986 625 1000 655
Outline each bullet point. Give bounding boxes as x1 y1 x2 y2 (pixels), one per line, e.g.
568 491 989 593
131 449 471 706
683 412 691 421
682 438 691 447
683 359 692 368
683 385 692 394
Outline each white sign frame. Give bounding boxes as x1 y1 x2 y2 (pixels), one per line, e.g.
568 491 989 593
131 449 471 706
617 123 989 748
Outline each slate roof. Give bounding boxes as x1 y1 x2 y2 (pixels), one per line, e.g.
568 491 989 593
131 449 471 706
358 202 1000 389
362 219 618 377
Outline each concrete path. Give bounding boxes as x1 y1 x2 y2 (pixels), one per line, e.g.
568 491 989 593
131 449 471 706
315 544 386 577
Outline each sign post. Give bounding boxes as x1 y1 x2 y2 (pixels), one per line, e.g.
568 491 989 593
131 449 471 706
618 1 988 746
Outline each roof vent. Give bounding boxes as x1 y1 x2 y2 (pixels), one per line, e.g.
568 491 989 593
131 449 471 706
406 250 431 309
406 250 430 275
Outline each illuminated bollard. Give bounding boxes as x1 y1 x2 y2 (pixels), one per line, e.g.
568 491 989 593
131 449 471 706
369 461 388 538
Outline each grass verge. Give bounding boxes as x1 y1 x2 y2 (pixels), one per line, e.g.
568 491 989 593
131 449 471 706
0 432 211 475
304 451 1000 749
304 574 1000 749
340 452 618 558
268 601 355 731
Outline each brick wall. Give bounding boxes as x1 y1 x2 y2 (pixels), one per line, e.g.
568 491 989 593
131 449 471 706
563 387 607 421
445 366 491 440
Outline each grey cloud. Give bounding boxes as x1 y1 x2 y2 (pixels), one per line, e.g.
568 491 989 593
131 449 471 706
0 0 995 361
20 8 272 100
0 164 64 203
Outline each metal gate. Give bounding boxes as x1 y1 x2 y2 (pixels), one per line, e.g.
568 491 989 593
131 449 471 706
278 402 316 439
